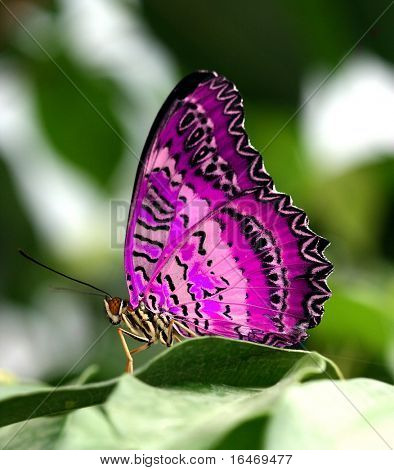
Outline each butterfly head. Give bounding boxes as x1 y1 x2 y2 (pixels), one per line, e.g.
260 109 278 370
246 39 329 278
104 296 128 325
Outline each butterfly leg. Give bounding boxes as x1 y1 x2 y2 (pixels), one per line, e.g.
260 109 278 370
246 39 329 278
166 319 177 347
117 328 151 374
166 321 185 344
126 342 152 374
173 320 197 338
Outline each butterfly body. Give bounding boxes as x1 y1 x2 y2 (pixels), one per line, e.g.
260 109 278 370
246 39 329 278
104 295 197 371
122 301 184 347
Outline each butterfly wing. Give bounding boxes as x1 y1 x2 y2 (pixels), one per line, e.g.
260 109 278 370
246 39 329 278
125 72 270 305
124 71 332 346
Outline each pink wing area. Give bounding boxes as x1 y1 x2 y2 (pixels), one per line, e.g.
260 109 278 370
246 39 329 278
124 71 333 347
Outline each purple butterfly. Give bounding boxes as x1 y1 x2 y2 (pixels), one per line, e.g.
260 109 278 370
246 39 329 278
21 71 332 374
99 71 332 372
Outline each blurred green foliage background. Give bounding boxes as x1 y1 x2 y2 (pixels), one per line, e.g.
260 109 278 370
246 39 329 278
0 0 393 385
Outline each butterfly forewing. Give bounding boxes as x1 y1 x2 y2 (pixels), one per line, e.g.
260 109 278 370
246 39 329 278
124 71 332 347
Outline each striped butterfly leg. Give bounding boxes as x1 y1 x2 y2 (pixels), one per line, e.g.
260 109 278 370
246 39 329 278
172 320 198 340
165 319 185 346
161 319 196 346
165 319 175 347
117 328 152 374
158 319 176 347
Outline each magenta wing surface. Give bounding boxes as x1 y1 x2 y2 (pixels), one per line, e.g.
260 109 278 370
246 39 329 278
124 71 333 347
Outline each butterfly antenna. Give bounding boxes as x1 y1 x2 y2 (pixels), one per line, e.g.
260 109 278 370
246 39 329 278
19 249 112 297
50 286 106 297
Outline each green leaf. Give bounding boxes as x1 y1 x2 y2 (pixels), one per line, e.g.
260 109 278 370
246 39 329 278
0 416 68 450
265 378 394 450
0 379 117 428
135 336 339 388
0 338 340 449
94 351 326 450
